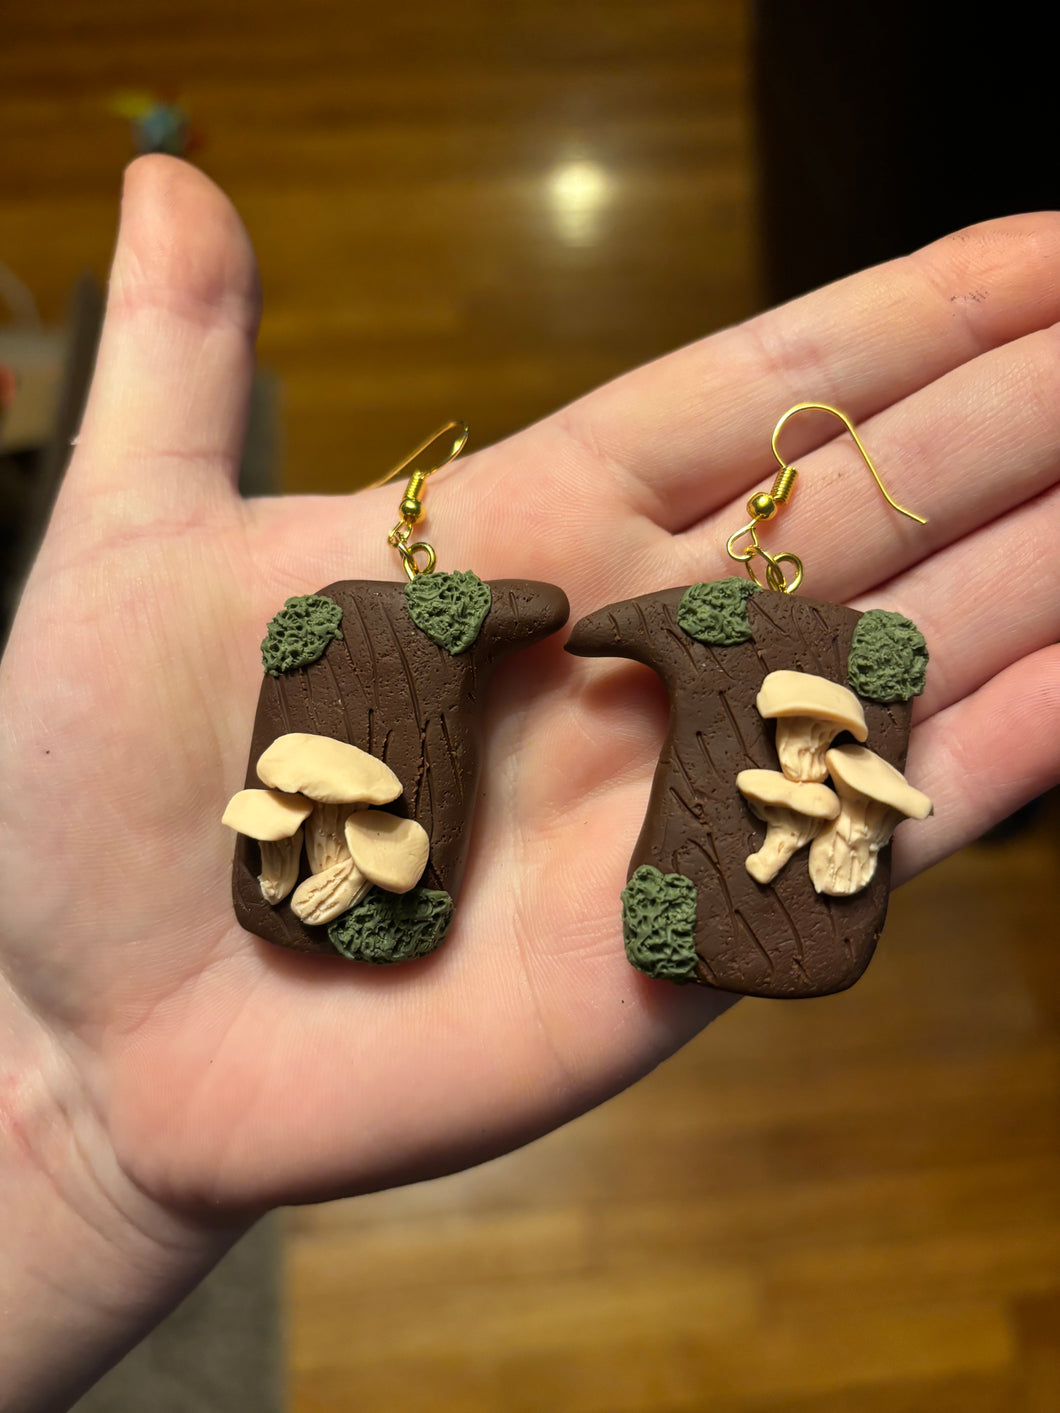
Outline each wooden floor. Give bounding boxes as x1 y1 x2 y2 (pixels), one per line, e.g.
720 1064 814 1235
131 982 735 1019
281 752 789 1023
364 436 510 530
288 814 1060 1411
3 3 1059 1409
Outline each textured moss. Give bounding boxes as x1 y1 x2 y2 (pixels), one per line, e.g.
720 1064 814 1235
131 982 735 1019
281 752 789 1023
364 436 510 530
848 609 929 703
677 577 761 646
328 886 455 964
621 865 699 982
404 570 492 655
260 594 343 676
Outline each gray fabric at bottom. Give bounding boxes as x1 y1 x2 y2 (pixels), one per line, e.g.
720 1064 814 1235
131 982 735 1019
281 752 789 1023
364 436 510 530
72 1218 282 1413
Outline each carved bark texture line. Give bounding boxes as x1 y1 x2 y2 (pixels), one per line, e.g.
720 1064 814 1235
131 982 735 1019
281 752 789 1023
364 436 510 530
567 589 912 998
234 578 569 954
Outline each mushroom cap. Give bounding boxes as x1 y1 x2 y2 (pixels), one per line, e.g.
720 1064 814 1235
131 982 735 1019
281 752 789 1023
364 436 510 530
222 788 313 840
736 769 841 819
824 745 933 819
756 670 868 742
256 733 402 805
344 811 430 894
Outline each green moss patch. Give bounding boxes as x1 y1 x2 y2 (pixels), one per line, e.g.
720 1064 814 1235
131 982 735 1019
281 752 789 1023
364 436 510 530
677 577 761 646
848 609 929 703
260 594 343 676
621 865 699 982
405 570 492 655
328 886 455 964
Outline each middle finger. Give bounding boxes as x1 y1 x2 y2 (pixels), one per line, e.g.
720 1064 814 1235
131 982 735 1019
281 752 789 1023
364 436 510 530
667 322 1060 609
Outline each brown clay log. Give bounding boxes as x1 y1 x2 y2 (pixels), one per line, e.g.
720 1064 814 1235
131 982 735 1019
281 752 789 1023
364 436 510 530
234 578 569 954
567 589 912 998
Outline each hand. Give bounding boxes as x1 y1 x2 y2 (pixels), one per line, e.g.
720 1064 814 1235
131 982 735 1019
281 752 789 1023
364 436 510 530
2 157 1058 1406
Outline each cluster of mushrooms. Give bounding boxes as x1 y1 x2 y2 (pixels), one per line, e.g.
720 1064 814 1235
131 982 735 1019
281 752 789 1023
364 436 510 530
222 733 430 925
736 671 932 896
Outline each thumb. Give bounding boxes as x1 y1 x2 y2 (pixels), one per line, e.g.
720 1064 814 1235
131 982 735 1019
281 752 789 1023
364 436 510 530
60 156 261 530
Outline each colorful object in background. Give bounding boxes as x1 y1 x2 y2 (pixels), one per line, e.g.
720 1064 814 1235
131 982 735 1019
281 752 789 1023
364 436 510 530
109 91 203 158
0 365 16 421
0 262 64 454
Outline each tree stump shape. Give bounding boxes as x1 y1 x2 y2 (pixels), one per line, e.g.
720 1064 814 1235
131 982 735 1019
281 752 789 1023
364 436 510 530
234 578 569 955
567 589 913 997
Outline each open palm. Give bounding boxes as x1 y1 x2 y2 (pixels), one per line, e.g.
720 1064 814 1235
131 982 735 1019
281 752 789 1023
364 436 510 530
2 159 1058 1234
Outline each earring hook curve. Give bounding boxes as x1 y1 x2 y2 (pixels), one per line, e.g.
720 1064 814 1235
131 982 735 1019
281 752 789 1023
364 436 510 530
726 403 927 593
770 402 926 526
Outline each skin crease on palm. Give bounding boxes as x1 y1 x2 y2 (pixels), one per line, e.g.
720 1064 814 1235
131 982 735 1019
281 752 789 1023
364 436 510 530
2 155 1060 1285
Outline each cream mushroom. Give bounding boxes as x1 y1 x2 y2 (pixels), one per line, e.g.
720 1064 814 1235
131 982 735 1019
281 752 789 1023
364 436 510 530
756 670 869 783
304 804 355 873
256 733 402 875
736 769 841 885
221 788 314 904
223 732 433 927
809 744 933 897
345 811 429 894
291 812 430 925
290 856 371 926
256 733 402 805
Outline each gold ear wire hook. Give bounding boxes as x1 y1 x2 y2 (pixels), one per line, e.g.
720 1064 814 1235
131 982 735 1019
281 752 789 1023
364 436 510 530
381 419 469 580
726 403 927 594
771 402 927 524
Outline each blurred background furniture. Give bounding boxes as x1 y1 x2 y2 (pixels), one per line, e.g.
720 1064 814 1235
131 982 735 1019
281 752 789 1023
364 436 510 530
755 2 1056 303
73 1223 282 1413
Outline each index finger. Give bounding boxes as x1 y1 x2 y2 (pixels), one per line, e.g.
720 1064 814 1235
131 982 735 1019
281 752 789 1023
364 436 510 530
559 212 1060 531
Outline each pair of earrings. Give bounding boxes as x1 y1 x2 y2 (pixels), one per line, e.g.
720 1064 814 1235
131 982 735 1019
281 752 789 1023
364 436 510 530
223 405 931 999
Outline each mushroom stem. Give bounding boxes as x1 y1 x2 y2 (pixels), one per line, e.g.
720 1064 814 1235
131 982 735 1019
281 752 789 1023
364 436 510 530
258 831 303 904
737 770 840 886
222 788 314 906
809 745 933 897
756 672 868 782
774 716 838 783
305 803 355 873
290 857 371 926
746 810 830 885
809 797 901 896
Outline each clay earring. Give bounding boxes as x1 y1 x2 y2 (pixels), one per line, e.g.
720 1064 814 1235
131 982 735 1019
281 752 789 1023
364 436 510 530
567 403 932 999
224 421 569 963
